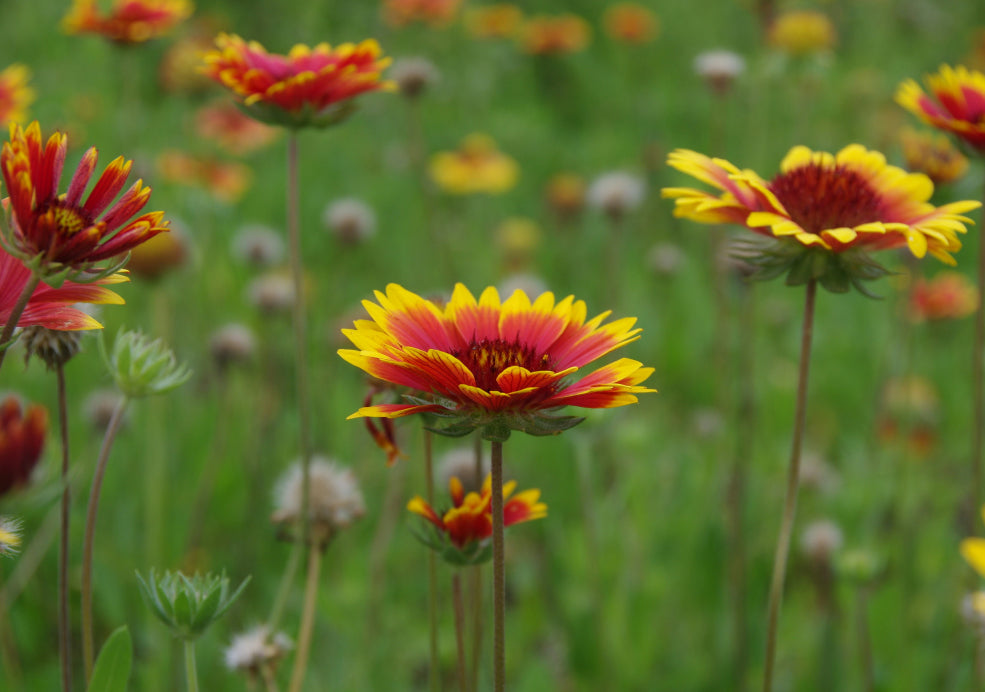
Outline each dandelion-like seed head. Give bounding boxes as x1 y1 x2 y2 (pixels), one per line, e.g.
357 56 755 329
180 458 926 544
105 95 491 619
391 57 440 99
588 171 646 220
209 323 256 370
0 516 22 557
224 625 293 676
647 242 685 277
232 224 284 268
247 273 296 315
800 519 843 565
693 50 746 95
323 198 377 245
272 457 366 543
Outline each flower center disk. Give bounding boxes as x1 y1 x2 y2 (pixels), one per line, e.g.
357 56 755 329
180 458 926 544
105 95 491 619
769 164 883 235
455 338 552 391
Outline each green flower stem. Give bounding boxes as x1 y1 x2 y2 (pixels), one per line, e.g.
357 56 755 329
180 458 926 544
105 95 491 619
762 279 816 692
183 640 199 692
854 586 874 692
491 439 505 692
425 431 440 692
470 434 484 692
452 572 468 692
0 567 24 691
288 541 323 692
81 396 129 683
0 271 41 373
56 365 73 692
972 174 985 534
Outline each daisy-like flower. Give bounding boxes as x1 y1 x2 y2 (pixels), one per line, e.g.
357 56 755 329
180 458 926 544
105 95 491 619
0 397 47 498
383 0 461 27
961 509 985 594
465 4 524 40
429 134 519 195
408 473 546 564
157 150 252 204
0 65 34 125
338 283 655 440
201 34 394 129
62 0 192 44
899 127 969 185
1 247 126 332
519 14 592 55
896 65 985 153
0 517 22 557
0 121 169 281
909 271 979 322
767 10 836 57
603 3 659 45
194 102 279 156
663 145 981 292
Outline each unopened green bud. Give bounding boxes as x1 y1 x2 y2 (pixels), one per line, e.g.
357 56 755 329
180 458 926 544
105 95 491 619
136 569 250 641
103 330 191 398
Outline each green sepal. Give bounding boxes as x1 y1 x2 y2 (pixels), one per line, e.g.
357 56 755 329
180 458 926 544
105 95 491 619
234 99 358 130
410 524 493 567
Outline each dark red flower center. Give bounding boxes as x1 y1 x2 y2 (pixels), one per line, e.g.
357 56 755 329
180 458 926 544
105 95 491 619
39 202 91 236
455 339 552 391
769 164 884 235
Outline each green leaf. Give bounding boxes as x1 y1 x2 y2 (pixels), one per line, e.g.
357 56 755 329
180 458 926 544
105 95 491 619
87 626 132 692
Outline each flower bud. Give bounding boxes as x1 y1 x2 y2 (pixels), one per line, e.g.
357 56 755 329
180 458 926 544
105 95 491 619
103 330 191 399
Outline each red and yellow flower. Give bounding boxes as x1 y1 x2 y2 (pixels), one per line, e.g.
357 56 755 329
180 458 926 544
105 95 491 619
201 34 393 129
157 150 252 204
0 122 169 277
338 283 655 440
899 127 969 185
383 0 461 27
604 3 659 45
0 247 126 332
519 14 591 55
408 473 546 563
429 134 519 195
62 0 192 44
194 102 279 156
465 4 524 39
0 65 34 126
663 145 980 290
0 397 47 498
909 271 979 322
896 65 985 153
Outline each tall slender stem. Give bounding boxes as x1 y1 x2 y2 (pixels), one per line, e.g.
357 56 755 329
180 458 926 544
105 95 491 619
56 365 73 692
183 640 199 692
972 175 985 532
470 434 484 691
81 397 129 682
491 439 505 692
854 587 874 692
0 272 41 373
452 572 468 692
425 431 440 692
288 540 323 692
762 279 817 692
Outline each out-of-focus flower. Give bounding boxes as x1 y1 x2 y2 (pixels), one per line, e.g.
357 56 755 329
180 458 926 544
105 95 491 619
224 625 292 678
495 217 541 268
1 248 126 332
231 225 283 268
909 271 978 322
897 65 985 153
877 375 940 456
588 171 646 220
63 0 193 44
338 283 655 440
272 457 365 543
545 173 586 222
899 127 969 185
0 65 34 125
0 517 22 557
159 34 214 94
1 122 169 279
408 473 546 564
519 14 591 55
103 329 191 399
960 509 985 597
465 4 524 39
968 29 985 73
137 569 249 641
201 34 394 129
798 451 840 494
157 150 251 204
390 57 440 100
126 222 189 280
194 102 279 156
247 273 296 314
664 146 980 292
383 0 461 27
0 397 47 497
603 3 659 45
647 242 685 276
800 519 843 565
210 323 256 370
693 50 746 95
767 10 836 56
323 198 377 245
429 134 518 194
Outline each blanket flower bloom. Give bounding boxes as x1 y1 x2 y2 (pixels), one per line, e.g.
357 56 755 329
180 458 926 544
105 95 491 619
0 65 34 125
899 127 969 185
961 508 985 618
909 271 979 322
429 134 519 195
896 65 985 153
0 122 169 283
201 34 394 129
604 4 659 45
519 14 591 55
383 0 461 27
62 0 192 44
338 283 655 441
663 145 980 292
408 473 546 565
1 247 125 332
0 397 47 498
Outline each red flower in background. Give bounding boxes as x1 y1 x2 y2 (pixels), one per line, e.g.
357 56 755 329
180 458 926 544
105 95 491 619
897 65 985 153
0 397 47 497
62 0 192 44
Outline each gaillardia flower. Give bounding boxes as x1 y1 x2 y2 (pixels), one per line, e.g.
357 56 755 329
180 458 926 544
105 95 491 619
896 65 985 153
338 283 655 440
0 65 34 125
899 127 969 185
0 397 47 497
1 247 126 332
519 14 591 55
429 134 519 195
0 122 169 281
408 473 546 565
201 34 394 129
767 10 836 57
663 145 981 292
465 4 524 40
62 0 192 44
383 0 461 27
909 271 979 322
603 3 659 45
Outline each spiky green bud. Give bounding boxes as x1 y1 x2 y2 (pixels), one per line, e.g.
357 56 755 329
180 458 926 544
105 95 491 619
102 330 191 398
136 569 250 641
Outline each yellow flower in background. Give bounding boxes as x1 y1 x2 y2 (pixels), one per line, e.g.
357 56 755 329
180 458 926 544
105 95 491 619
429 134 519 195
545 173 587 220
604 3 659 45
465 4 524 39
961 510 985 587
519 14 591 55
0 65 34 125
63 0 192 44
768 10 836 56
899 127 969 185
896 65 985 153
